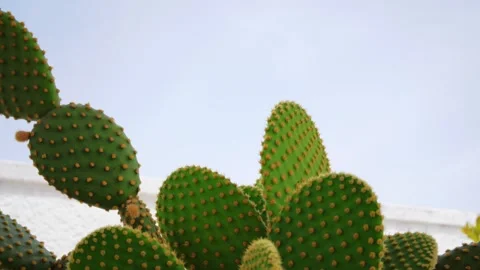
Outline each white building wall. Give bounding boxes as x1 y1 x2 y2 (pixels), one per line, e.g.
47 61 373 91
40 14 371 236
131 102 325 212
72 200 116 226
0 161 476 257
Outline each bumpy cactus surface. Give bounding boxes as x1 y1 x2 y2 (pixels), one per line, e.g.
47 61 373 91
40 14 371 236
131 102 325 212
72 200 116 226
0 210 57 269
239 238 283 270
0 10 60 122
16 102 141 210
1 8 479 270
258 101 331 220
434 242 480 270
270 172 385 269
118 196 162 240
239 184 269 227
68 225 185 269
51 253 70 270
382 232 438 270
156 166 268 269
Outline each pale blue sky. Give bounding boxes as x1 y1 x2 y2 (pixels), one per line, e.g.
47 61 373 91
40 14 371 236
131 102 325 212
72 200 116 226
1 1 478 212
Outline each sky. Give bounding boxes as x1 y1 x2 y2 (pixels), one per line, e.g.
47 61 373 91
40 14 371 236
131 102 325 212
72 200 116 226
0 1 478 213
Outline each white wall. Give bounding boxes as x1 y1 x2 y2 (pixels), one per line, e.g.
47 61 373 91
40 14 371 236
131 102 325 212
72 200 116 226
0 160 476 257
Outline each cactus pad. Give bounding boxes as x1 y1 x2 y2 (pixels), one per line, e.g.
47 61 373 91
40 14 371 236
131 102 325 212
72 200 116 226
382 231 438 270
22 102 141 210
434 242 480 270
0 10 60 122
270 172 384 269
239 185 269 227
239 238 283 270
68 225 185 270
118 196 163 240
0 210 57 269
156 165 268 269
259 101 331 219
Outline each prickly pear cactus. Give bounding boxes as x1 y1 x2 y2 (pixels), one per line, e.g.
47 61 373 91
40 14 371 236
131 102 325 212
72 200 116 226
259 101 331 219
382 232 438 270
434 242 480 270
270 172 385 269
16 102 141 210
156 166 268 269
0 210 57 269
51 253 70 269
0 10 61 122
239 238 283 270
239 185 269 227
67 225 185 270
118 195 163 240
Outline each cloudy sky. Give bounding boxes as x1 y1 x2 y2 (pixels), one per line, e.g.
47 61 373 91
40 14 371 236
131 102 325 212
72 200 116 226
1 1 478 213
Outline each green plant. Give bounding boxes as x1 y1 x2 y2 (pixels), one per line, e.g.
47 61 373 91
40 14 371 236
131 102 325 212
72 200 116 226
239 184 269 228
0 10 60 122
67 225 185 270
382 232 438 270
461 215 480 242
0 8 478 270
434 242 480 270
239 238 282 270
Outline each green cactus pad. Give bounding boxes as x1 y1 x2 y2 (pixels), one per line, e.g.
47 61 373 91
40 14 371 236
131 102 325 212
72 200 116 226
0 210 57 269
239 185 269 227
67 225 185 270
156 165 268 269
21 102 141 210
434 242 480 270
0 10 61 122
270 172 384 269
239 238 283 270
118 196 163 241
259 101 331 219
382 232 438 270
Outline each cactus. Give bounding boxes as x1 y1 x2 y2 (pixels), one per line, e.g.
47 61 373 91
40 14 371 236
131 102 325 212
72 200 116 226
434 242 480 270
0 10 61 122
67 225 185 269
16 102 141 210
0 210 57 269
1 8 479 270
239 238 283 270
382 232 438 270
258 101 331 220
51 253 70 269
269 172 385 269
239 184 269 228
118 195 163 240
156 166 268 269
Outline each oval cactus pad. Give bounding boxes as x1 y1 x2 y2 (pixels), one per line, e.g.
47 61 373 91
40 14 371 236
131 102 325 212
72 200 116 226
156 165 267 269
0 10 60 121
68 225 185 270
270 172 384 269
259 101 331 219
24 103 141 210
